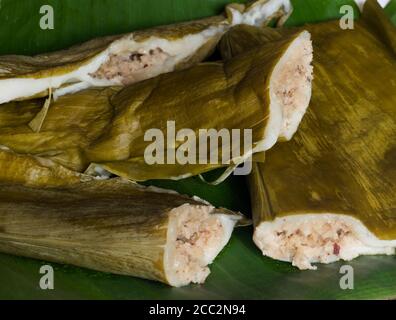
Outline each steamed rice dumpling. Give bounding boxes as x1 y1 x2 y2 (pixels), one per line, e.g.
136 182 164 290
0 27 312 183
86 28 312 181
244 0 396 270
0 178 244 287
0 0 291 104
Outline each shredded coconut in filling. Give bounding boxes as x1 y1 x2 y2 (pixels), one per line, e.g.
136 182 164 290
254 214 396 270
90 47 170 84
165 204 237 287
272 32 313 140
259 31 313 153
173 211 224 283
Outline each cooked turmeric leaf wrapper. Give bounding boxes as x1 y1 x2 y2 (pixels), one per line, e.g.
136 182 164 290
0 29 312 182
243 0 396 270
0 17 224 104
87 29 312 181
0 0 291 104
0 87 117 172
0 178 244 287
0 147 87 187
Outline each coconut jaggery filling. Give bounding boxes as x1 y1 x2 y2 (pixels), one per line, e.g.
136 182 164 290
272 33 313 139
168 205 227 285
90 47 170 84
263 219 355 270
254 215 395 270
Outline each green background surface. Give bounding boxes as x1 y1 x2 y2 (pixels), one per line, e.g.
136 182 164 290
0 0 395 300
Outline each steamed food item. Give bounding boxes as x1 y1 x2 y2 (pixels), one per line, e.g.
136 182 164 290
0 0 292 104
0 16 225 104
0 28 312 183
85 28 312 181
246 0 396 269
220 25 313 141
0 178 244 287
0 107 248 287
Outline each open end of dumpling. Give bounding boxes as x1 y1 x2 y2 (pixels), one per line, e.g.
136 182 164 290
254 214 396 270
0 26 224 104
271 30 313 142
164 204 238 287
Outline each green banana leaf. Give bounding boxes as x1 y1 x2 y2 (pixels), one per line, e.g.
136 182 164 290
285 0 360 26
0 0 396 300
385 0 396 24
